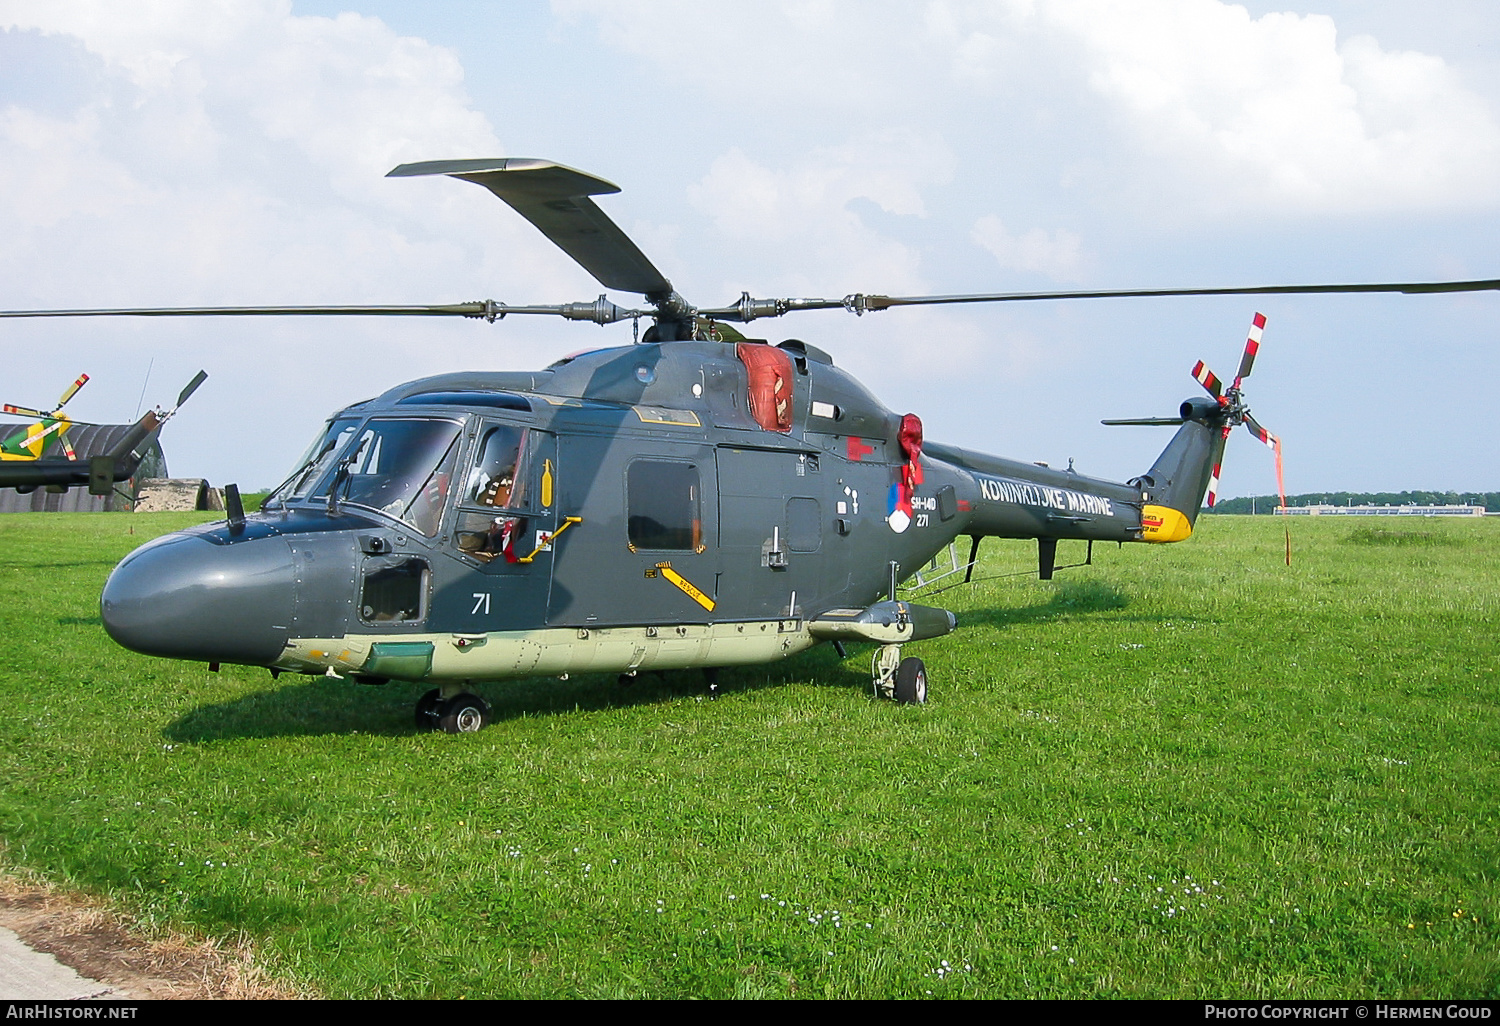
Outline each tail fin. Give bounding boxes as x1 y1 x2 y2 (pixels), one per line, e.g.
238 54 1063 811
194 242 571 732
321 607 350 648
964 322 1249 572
1135 398 1227 542
1106 313 1280 542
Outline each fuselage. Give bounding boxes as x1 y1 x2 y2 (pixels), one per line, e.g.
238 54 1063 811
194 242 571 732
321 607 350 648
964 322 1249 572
100 338 1157 683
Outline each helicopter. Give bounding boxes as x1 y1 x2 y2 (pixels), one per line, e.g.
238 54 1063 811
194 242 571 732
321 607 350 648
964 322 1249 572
5 157 1496 732
0 372 207 495
2 374 89 463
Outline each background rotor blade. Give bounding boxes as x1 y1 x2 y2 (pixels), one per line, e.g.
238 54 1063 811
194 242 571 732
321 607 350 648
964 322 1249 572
388 159 675 298
2 404 48 418
175 370 209 410
55 373 89 411
1235 313 1266 383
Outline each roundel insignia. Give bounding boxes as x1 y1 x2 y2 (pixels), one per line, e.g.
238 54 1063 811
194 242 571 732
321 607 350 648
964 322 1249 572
887 482 910 533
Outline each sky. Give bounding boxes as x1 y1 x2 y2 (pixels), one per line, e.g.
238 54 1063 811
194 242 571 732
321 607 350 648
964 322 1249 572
1 0 1497 498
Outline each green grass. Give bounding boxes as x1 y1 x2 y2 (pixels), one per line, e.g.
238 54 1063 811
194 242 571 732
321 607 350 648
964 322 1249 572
0 512 1496 998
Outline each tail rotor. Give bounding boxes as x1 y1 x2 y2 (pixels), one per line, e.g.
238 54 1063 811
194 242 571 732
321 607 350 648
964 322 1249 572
1189 313 1284 512
1104 312 1286 513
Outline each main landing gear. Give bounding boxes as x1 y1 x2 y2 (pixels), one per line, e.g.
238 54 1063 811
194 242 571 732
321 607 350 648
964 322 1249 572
416 688 492 733
872 644 927 705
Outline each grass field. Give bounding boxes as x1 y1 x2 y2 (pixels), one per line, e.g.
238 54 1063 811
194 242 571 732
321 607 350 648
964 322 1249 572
0 512 1496 998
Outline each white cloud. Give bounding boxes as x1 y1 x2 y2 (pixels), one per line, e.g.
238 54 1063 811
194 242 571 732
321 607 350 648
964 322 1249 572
559 0 1500 217
971 215 1084 279
0 1 575 308
1038 0 1500 213
687 138 955 295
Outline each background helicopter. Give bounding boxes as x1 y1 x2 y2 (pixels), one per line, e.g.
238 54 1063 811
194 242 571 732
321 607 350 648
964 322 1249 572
4 157 1496 731
1 374 89 463
0 372 207 496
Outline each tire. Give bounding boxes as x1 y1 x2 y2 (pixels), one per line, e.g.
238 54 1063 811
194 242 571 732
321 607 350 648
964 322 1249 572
438 692 491 734
893 657 927 705
415 688 443 729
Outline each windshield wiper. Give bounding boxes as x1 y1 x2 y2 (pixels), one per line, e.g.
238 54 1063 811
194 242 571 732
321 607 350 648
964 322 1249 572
325 436 370 516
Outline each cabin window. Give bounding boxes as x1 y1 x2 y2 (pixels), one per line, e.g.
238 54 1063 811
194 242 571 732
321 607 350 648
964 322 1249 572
627 460 701 551
464 424 529 509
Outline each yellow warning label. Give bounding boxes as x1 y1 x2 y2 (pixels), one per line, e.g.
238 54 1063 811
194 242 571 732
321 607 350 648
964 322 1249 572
541 459 554 508
654 561 715 612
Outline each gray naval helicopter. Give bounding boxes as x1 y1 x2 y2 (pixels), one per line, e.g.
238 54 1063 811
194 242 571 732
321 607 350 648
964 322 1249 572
11 158 1497 731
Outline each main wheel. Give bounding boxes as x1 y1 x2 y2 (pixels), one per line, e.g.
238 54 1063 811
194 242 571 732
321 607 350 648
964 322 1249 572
893 657 927 705
438 692 491 734
415 688 443 729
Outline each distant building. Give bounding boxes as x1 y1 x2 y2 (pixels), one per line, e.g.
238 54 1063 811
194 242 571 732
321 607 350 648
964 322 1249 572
1276 503 1486 517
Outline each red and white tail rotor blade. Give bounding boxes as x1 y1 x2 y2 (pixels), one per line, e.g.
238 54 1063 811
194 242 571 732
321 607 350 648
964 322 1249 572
1243 411 1277 450
1234 312 1265 387
1191 361 1225 403
1206 424 1233 506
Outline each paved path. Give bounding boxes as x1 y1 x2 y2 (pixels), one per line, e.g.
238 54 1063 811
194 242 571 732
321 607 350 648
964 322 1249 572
0 925 121 1000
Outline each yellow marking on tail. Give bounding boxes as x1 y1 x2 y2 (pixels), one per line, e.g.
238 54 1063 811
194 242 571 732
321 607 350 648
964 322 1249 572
1141 504 1193 543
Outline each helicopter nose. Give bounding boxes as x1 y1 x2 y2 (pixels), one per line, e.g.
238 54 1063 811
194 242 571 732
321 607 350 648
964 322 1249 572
101 531 295 665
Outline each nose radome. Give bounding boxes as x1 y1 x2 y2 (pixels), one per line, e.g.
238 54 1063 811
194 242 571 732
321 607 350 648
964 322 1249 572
101 531 295 666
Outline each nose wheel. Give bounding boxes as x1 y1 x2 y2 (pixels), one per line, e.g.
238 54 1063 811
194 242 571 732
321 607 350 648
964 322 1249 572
873 645 927 704
416 688 492 733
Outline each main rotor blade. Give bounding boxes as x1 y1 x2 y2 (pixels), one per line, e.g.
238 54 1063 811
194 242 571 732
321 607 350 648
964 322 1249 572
704 278 1500 322
856 279 1500 309
388 159 675 299
1100 417 1187 426
0 303 499 319
0 299 651 325
2 404 49 418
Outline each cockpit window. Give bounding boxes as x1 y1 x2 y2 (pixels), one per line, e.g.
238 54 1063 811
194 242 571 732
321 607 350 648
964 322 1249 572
317 419 463 531
264 417 360 508
464 424 529 510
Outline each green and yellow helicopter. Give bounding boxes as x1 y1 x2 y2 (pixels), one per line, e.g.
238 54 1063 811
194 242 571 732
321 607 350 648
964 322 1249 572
1 374 89 463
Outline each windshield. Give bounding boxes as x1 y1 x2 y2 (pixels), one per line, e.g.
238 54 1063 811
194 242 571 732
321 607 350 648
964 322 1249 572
317 418 463 533
263 417 360 509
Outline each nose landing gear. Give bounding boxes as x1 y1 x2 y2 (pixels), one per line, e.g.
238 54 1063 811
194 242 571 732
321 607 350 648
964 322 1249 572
872 644 927 705
415 688 492 733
